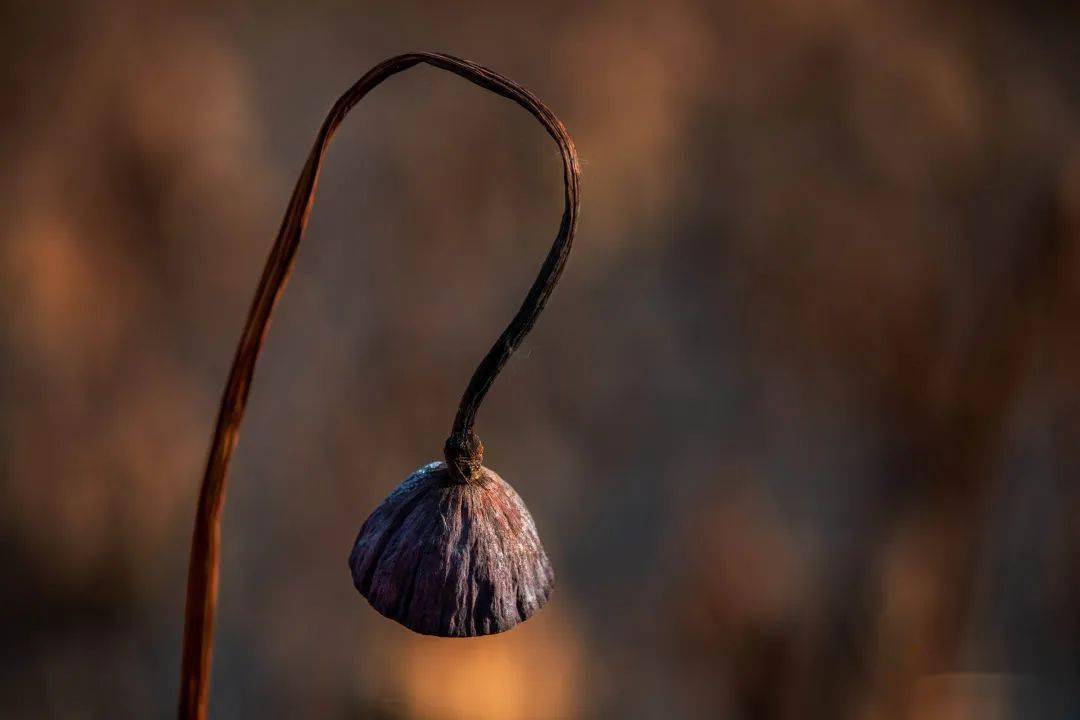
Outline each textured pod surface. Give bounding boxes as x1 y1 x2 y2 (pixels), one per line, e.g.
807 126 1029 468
349 462 554 637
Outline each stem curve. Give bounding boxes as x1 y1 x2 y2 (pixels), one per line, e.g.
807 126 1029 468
178 52 580 719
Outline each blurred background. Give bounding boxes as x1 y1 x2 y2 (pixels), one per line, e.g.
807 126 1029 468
2 1 1079 718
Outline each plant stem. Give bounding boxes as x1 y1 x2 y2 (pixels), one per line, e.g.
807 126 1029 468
178 52 580 720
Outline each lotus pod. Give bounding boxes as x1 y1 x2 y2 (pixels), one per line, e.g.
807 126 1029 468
349 461 554 637
176 54 579 718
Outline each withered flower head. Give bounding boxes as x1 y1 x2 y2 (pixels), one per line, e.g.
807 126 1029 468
179 52 579 719
349 461 554 637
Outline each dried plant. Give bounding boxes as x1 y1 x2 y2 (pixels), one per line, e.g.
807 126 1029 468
178 52 580 720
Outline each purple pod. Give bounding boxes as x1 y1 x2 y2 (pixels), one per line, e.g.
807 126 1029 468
349 462 554 637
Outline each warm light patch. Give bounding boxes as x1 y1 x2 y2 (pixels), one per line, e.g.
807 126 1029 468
364 603 582 719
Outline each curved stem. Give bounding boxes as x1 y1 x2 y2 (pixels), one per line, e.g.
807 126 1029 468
178 52 580 720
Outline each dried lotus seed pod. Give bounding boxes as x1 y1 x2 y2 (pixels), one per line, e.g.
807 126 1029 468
179 52 579 719
349 462 554 637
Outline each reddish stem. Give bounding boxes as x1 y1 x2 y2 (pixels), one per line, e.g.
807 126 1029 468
178 52 581 719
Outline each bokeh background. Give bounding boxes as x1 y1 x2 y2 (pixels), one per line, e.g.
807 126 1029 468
3 1 1080 718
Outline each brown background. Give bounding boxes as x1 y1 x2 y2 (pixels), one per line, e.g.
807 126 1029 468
2 1 1079 718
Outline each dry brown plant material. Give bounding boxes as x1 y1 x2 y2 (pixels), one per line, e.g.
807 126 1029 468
178 52 580 720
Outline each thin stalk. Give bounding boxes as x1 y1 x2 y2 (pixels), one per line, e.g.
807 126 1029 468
178 52 580 720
